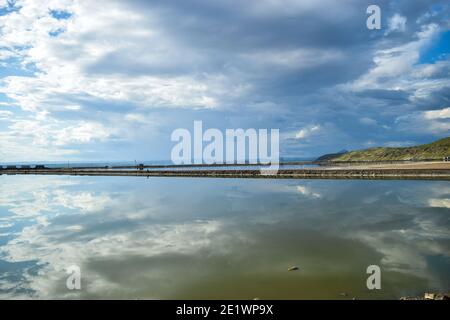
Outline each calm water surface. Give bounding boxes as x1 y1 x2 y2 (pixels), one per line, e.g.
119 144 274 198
0 175 448 299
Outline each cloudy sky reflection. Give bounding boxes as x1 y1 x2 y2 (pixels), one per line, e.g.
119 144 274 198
0 176 448 299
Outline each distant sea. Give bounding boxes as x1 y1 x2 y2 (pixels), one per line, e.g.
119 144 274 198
0 157 316 168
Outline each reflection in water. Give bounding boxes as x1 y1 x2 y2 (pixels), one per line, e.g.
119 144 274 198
0 176 448 299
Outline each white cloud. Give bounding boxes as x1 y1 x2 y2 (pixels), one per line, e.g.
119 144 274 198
428 198 450 208
52 190 111 212
0 132 80 161
296 185 321 198
359 117 377 126
386 14 407 34
54 122 111 146
411 60 450 79
0 0 448 160
423 107 450 120
396 107 450 135
295 125 320 139
350 24 442 91
0 207 224 298
344 22 450 137
0 0 237 112
0 0 249 160
0 115 115 160
0 110 13 117
7 118 112 146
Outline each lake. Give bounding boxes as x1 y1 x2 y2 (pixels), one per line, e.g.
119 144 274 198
0 175 448 299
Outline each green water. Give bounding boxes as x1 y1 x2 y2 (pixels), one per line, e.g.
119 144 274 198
0 175 448 299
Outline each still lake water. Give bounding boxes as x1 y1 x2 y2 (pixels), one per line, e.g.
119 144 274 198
0 175 448 299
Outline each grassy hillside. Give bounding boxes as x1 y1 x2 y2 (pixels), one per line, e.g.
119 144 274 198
318 137 450 162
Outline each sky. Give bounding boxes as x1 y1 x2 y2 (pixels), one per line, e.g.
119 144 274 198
0 0 449 162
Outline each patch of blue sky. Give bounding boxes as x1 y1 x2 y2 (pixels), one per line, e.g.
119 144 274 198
49 28 65 37
0 121 10 134
0 92 10 101
419 30 450 64
0 212 36 243
0 106 26 118
49 9 72 20
0 63 37 79
0 92 22 110
0 58 37 78
0 0 19 16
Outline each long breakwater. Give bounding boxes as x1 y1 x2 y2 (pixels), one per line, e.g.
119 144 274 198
1 167 450 180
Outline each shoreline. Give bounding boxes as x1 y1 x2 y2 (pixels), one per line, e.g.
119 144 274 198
1 162 450 180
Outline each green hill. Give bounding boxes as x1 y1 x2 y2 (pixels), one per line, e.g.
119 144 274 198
317 137 450 162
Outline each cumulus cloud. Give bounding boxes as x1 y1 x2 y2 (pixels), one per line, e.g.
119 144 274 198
351 24 441 90
0 0 10 8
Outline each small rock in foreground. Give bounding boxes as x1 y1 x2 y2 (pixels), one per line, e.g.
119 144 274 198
400 292 449 300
